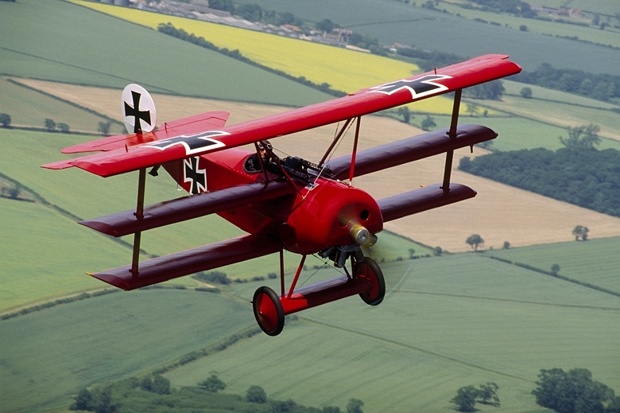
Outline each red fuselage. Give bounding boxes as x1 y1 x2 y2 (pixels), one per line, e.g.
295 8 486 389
166 148 383 254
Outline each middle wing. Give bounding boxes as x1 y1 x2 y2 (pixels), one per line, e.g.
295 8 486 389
43 54 521 177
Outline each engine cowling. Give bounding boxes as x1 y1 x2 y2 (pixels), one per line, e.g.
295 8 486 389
279 180 383 254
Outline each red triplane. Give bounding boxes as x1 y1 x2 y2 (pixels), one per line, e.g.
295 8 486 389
43 54 521 335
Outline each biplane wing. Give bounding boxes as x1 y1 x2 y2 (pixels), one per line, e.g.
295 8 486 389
326 124 497 180
90 234 282 290
80 180 293 237
42 54 520 177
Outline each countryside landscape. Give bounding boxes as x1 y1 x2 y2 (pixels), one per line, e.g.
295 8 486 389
1 0 619 412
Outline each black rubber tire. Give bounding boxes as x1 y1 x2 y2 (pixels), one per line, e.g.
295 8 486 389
252 286 285 336
354 257 386 306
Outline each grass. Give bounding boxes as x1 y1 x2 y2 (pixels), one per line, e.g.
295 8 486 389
231 0 620 75
0 0 332 106
2 2 619 412
0 289 255 413
72 0 456 115
0 78 123 134
164 254 620 412
2 251 618 413
484 236 620 295
440 1 620 49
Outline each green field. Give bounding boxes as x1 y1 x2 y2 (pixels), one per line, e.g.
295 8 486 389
1 1 619 412
232 0 620 75
0 289 257 413
3 251 617 412
0 0 332 106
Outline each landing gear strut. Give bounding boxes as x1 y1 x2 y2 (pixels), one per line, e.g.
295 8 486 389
252 246 385 336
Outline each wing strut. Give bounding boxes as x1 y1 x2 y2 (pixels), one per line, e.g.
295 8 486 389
131 168 147 277
318 118 354 167
348 117 362 183
441 89 462 192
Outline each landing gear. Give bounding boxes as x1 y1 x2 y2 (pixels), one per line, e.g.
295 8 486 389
252 246 385 336
354 257 385 306
252 286 284 336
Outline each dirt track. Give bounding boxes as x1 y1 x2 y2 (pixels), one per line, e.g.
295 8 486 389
26 79 620 251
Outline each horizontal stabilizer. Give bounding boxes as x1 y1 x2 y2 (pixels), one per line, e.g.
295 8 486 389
328 124 496 180
60 111 230 154
379 183 476 222
90 234 282 290
81 180 294 237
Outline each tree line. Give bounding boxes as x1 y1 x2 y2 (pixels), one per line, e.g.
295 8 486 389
516 63 620 104
71 373 365 413
459 125 620 217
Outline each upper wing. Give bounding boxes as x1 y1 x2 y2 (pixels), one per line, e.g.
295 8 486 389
43 54 521 177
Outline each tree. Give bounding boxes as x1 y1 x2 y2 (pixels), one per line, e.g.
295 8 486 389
451 385 478 412
236 3 262 22
346 398 364 413
560 124 601 150
71 387 94 411
397 106 411 124
478 382 500 406
198 373 226 393
551 264 560 276
98 121 111 136
421 115 437 131
44 118 56 132
408 248 416 259
57 122 70 133
246 385 267 403
316 18 336 33
532 368 616 413
466 101 480 117
572 225 589 241
451 383 500 411
466 234 484 251
151 374 171 395
0 113 11 128
520 87 533 98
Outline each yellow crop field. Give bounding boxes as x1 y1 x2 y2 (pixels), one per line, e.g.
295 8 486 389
74 0 454 114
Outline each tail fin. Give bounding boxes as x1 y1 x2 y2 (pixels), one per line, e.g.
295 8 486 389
121 84 157 134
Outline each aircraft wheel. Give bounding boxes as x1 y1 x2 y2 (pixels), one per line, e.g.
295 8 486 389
354 257 385 306
252 286 285 336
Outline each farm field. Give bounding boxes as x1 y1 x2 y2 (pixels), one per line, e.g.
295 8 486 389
0 0 332 107
72 0 455 115
0 289 257 413
167 254 620 413
2 1 620 412
2 252 619 413
232 0 620 75
439 1 620 49
484 236 620 295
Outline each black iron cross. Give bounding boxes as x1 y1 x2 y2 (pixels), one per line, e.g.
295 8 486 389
184 156 207 195
124 91 151 133
371 74 450 99
145 131 228 155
